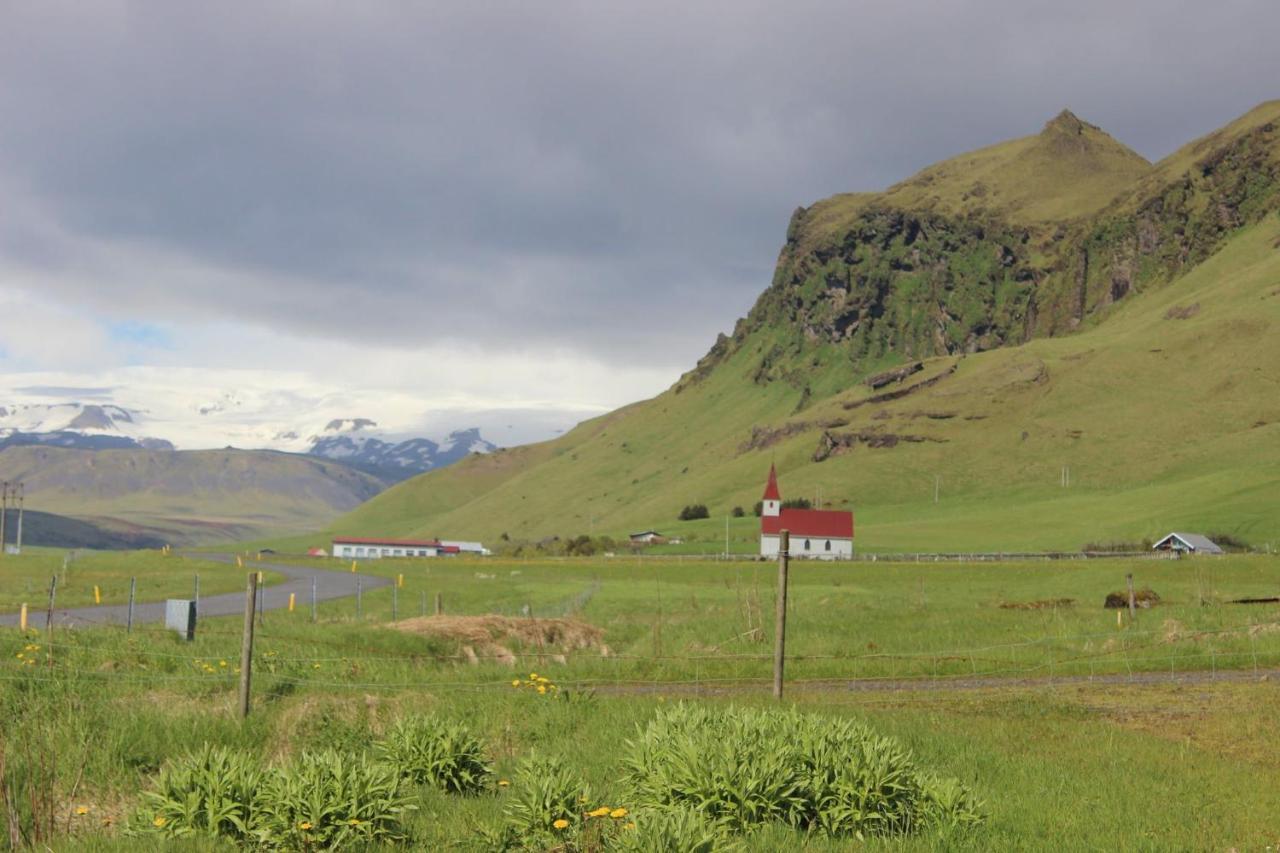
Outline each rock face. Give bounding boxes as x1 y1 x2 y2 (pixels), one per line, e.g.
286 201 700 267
684 107 1280 391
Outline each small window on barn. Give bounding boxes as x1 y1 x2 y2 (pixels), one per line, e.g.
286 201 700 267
356 547 366 557
804 539 811 550
825 540 831 551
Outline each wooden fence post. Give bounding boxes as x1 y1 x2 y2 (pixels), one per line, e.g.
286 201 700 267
238 573 258 719
126 577 136 633
1126 573 1137 622
773 530 790 701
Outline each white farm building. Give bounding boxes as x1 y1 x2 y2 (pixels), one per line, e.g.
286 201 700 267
331 537 490 559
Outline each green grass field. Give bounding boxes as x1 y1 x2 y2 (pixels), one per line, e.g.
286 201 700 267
0 549 282 612
4 554 1279 849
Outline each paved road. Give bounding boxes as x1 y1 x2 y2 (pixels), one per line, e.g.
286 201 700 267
0 554 392 629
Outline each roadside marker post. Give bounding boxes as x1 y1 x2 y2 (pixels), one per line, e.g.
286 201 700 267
93 585 101 605
19 603 27 631
238 572 258 720
288 592 296 613
311 577 318 622
351 560 357 574
773 529 790 701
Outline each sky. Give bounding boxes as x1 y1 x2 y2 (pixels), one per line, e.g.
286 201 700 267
1 1 1277 448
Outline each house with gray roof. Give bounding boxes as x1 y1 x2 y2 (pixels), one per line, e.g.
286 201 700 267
1152 532 1224 555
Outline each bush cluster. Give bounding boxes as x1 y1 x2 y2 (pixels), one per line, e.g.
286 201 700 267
678 504 710 521
135 714 490 848
622 704 983 840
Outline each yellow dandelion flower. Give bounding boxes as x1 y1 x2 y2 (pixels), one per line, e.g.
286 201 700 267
312 663 321 669
511 679 520 687
14 653 23 659
578 795 589 802
348 818 361 825
587 807 611 818
537 685 547 694
610 808 628 819
298 821 313 830
75 806 90 815
497 779 510 787
552 818 570 830
152 816 167 828
219 660 228 667
529 672 538 679
625 822 636 830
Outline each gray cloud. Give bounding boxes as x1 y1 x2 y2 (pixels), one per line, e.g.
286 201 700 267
1 0 1277 375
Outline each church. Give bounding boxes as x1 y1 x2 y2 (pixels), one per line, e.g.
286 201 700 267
759 464 854 559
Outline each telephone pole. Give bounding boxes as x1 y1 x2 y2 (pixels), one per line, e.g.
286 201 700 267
14 482 23 555
0 481 8 556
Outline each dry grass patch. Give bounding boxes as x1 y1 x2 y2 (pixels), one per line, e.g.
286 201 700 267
391 614 608 665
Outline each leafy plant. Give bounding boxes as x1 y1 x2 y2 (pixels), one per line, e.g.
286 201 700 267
489 753 590 850
678 504 710 521
622 704 983 840
134 743 265 842
254 749 415 849
374 714 491 794
608 806 737 852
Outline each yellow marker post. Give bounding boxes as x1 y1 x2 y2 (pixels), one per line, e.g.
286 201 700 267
19 603 27 631
397 573 404 588
94 585 101 605
257 571 263 584
1117 609 1123 628
237 556 243 569
288 592 296 612
256 553 261 561
351 560 357 573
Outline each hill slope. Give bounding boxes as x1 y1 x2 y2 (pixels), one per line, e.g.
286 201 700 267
318 103 1280 553
0 446 385 546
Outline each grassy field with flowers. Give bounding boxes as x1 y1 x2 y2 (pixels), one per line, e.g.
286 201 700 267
0 548 282 612
1 550 1279 849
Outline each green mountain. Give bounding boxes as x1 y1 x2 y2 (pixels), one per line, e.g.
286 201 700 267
0 446 385 547
316 102 1280 553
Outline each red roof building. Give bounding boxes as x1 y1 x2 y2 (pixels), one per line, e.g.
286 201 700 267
759 467 854 559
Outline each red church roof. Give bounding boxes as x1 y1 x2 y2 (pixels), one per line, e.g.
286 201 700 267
761 508 854 539
762 464 781 501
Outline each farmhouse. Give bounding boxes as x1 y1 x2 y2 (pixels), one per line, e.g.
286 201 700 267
332 536 458 559
759 465 854 559
629 530 665 544
1152 532 1224 555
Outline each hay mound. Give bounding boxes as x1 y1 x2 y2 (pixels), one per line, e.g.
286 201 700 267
999 598 1075 610
1104 588 1161 609
392 614 608 664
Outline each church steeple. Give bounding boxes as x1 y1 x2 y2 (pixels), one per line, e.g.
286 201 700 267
761 464 781 517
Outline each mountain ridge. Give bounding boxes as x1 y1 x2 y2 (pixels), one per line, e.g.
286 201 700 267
306 101 1280 552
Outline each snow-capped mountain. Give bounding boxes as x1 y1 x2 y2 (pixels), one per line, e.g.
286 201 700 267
307 420 497 481
0 403 175 451
0 398 496 481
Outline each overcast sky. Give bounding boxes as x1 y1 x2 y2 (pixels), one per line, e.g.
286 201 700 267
1 1 1277 446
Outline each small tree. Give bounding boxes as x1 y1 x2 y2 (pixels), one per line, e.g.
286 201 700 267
731 506 745 518
753 501 763 517
678 504 710 521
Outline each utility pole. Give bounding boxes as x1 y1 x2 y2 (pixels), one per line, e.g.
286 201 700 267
0 481 8 556
14 482 23 555
773 529 791 701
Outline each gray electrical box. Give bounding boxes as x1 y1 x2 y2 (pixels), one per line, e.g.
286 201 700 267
165 599 197 641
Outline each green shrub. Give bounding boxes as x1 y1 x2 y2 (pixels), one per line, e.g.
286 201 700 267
374 714 491 794
622 704 983 840
134 743 265 842
135 746 414 849
609 806 738 852
678 504 710 521
255 750 415 849
487 753 590 849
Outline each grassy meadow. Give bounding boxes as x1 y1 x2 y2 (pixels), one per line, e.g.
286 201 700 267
0 549 282 613
3 551 1279 849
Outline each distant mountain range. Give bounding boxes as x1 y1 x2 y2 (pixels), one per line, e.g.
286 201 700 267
0 403 496 482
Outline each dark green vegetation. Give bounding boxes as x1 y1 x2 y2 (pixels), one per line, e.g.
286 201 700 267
0 446 385 547
3 553 1279 849
292 101 1280 553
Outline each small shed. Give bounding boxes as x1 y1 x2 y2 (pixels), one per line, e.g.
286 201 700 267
307 547 328 557
629 530 665 544
1152 532 1224 555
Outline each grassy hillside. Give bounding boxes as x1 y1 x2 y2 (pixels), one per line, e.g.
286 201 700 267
306 104 1280 554
0 446 385 546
